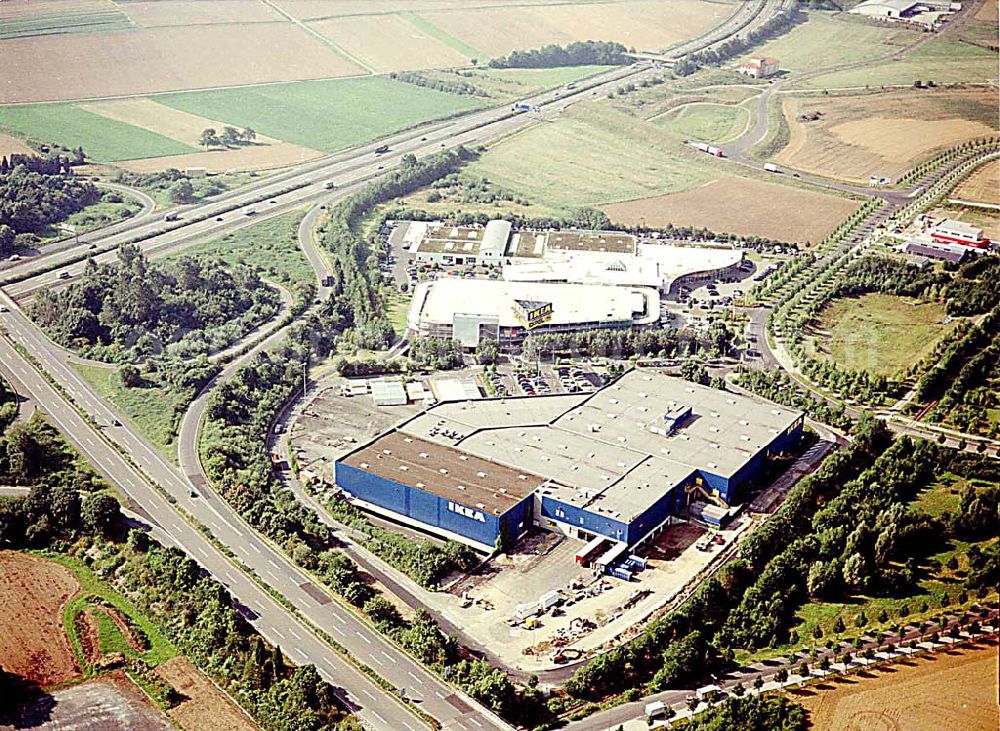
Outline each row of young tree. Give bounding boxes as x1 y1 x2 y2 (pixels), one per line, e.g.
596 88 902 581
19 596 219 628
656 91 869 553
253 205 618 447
735 368 853 432
488 40 629 68
30 243 279 363
523 320 735 361
925 322 1000 437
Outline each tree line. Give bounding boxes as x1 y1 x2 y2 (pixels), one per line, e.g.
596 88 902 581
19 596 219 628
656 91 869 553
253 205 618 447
736 368 852 432
488 40 630 68
31 243 280 363
674 8 803 76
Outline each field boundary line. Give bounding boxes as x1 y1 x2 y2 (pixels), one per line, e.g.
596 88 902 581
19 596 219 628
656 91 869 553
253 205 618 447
259 0 378 75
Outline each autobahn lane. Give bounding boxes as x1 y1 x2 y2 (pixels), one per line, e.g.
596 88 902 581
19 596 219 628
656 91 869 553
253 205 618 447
0 290 514 731
0 331 424 731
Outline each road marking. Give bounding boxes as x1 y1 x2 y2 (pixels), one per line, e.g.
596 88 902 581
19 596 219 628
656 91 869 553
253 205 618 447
362 689 377 701
331 625 346 637
272 628 286 640
407 670 422 684
293 647 308 660
355 631 372 644
368 654 384 666
468 719 483 728
251 544 261 553
268 558 280 569
435 691 446 700
289 628 302 640
372 712 387 726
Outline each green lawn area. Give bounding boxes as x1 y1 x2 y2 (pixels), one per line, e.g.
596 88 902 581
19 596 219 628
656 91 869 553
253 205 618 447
467 103 720 209
809 293 958 377
155 76 484 153
56 196 142 237
168 209 315 293
748 12 914 75
398 11 482 59
73 362 190 461
48 552 178 672
653 102 749 144
386 290 412 336
798 18 998 89
421 65 613 104
0 104 195 162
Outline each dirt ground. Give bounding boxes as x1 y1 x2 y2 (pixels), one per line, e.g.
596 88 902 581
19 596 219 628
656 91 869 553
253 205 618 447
602 175 861 244
0 671 174 731
975 0 998 22
309 14 471 72
795 643 999 731
0 551 80 687
952 158 1000 206
776 89 998 183
123 0 283 27
156 657 259 731
419 0 727 56
0 24 363 103
0 131 35 159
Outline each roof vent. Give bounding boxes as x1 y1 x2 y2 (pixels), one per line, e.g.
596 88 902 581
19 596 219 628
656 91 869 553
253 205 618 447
360 462 369 469
475 503 485 509
707 462 717 469
710 426 720 433
477 471 487 478
382 449 392 455
711 411 720 418
459 455 469 461
518 474 528 480
739 420 749 426
741 435 751 442
419 452 429 458
399 465 409 471
727 398 737 405
404 437 413 443
416 482 425 488
771 409 781 415
440 468 449 474
457 485 465 490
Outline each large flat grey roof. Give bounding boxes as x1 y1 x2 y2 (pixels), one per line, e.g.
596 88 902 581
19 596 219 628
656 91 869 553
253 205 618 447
349 370 803 521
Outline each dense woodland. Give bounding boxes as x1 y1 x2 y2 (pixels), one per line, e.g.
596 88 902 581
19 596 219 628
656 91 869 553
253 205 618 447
736 368 853 432
31 243 280 362
488 40 629 68
113 167 229 204
0 157 99 256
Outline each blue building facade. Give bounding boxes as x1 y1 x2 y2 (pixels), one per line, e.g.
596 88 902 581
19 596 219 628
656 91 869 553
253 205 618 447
334 462 532 550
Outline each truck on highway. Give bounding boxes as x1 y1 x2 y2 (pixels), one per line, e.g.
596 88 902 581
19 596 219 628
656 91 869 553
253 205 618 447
689 141 724 157
764 163 781 173
323 181 337 190
511 102 535 114
374 144 390 155
163 212 180 222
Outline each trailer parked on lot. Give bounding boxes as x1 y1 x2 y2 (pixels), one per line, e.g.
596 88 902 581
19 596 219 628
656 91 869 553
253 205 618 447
575 535 610 567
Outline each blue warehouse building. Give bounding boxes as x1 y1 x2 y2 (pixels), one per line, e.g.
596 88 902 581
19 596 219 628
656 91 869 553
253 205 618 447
335 370 803 552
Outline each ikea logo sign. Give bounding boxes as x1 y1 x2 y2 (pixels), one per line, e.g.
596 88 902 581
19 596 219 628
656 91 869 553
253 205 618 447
448 502 485 522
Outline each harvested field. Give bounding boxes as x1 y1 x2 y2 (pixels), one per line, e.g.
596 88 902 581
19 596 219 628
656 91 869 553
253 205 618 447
79 98 267 146
776 89 998 183
123 0 283 27
976 0 998 22
156 657 258 731
0 0 111 20
119 142 324 174
0 551 80 687
2 671 174 731
309 13 471 72
602 175 860 243
0 7 132 40
419 0 728 57
796 644 999 731
0 131 35 158
0 24 364 103
952 158 1000 205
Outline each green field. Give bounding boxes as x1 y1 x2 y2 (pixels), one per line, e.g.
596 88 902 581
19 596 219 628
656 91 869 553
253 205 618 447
653 103 749 143
172 209 315 293
0 10 133 40
74 362 190 460
809 293 957 377
468 103 719 209
746 11 914 75
0 104 195 162
155 76 484 153
398 11 482 59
